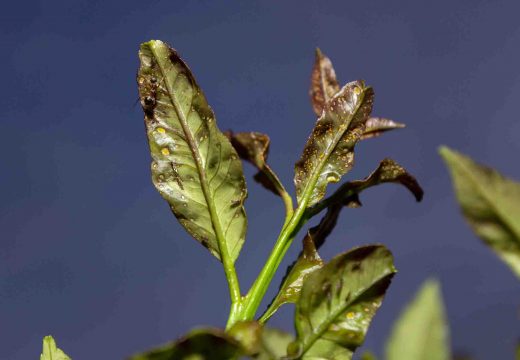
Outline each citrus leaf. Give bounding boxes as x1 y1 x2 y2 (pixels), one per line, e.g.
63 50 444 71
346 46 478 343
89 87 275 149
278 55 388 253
128 328 243 360
309 49 404 140
360 351 378 360
385 279 450 360
289 245 396 359
440 146 520 278
261 233 324 322
309 48 340 116
40 336 71 360
295 81 374 208
137 40 247 262
225 131 285 197
360 117 405 140
256 328 294 360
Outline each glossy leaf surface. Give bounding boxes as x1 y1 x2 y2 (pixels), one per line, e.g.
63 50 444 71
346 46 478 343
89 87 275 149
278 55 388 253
309 49 404 140
261 234 324 322
440 146 520 278
137 40 247 262
40 336 71 360
295 81 374 207
226 131 285 197
129 329 242 360
290 245 396 359
385 279 450 360
256 328 294 360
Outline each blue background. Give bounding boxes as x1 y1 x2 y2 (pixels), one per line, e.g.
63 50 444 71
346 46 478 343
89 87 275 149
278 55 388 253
1 0 519 358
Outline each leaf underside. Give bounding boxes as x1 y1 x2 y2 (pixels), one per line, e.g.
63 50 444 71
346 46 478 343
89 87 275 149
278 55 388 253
440 146 520 278
295 80 375 208
137 40 247 262
385 279 451 360
291 245 396 359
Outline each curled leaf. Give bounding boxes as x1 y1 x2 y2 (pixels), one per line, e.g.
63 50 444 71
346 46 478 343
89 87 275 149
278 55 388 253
129 328 243 360
137 40 247 263
360 117 405 140
295 81 375 208
289 245 396 359
385 279 451 360
40 336 71 360
225 131 286 197
440 146 520 278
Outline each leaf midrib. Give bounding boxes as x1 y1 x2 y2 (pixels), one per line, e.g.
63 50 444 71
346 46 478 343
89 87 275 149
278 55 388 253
299 89 366 208
299 269 393 358
149 44 233 263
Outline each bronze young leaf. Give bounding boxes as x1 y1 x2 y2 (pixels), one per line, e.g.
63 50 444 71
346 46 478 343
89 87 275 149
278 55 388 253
137 40 248 264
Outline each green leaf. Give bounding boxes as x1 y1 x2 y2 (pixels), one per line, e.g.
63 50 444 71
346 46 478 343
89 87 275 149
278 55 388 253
129 328 243 360
360 117 405 140
290 245 396 359
255 328 294 360
261 233 324 322
385 279 450 360
309 49 404 140
516 342 520 360
295 81 374 208
225 131 285 197
40 336 71 360
137 40 247 263
440 146 520 278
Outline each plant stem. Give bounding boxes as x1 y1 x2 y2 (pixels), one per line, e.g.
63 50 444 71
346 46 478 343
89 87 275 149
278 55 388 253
239 202 309 320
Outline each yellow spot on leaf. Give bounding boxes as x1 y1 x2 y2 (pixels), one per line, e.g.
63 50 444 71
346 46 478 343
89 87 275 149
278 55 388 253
156 127 166 134
346 312 355 319
353 86 361 95
161 148 170 156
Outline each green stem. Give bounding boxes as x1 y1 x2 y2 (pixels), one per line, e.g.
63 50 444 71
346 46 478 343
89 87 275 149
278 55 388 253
239 202 309 320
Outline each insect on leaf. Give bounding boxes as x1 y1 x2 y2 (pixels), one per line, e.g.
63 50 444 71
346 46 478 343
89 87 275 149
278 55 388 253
440 146 520 278
226 131 285 197
295 81 374 208
137 40 248 263
129 328 243 360
385 279 451 360
40 336 71 360
289 245 396 359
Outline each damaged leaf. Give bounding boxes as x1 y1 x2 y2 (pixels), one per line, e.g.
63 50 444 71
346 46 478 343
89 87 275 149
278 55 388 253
309 49 404 140
289 245 396 359
226 131 286 197
440 146 520 278
129 328 243 360
295 81 374 208
137 40 247 263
